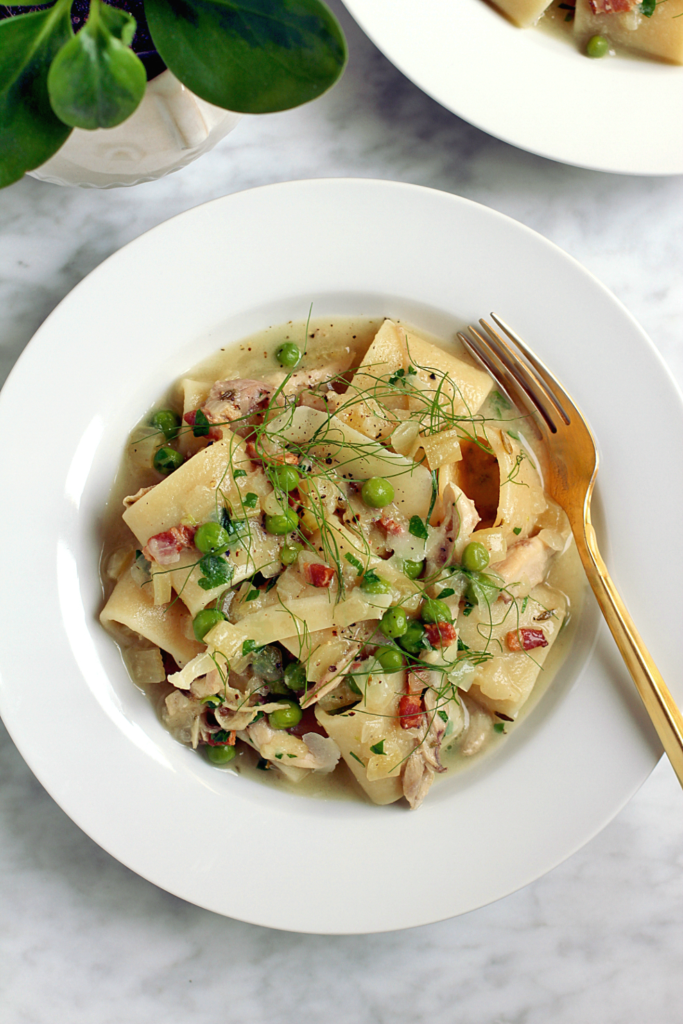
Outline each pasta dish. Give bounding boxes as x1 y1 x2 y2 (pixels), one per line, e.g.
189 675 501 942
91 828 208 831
100 317 583 809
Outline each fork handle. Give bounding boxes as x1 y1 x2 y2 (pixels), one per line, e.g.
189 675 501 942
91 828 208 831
577 525 683 787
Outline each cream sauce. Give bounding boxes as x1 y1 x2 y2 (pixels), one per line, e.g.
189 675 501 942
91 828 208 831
101 316 586 804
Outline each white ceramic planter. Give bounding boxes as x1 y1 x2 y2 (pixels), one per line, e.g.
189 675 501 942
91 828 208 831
29 70 241 189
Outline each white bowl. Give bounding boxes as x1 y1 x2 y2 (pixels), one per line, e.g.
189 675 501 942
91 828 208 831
341 0 683 175
29 71 241 189
0 179 681 933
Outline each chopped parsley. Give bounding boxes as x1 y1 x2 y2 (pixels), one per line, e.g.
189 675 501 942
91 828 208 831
345 552 364 575
513 527 522 536
242 492 258 509
220 508 249 539
493 722 506 734
233 469 247 479
193 409 210 437
409 515 428 540
369 740 385 755
437 709 448 723
490 390 511 416
197 554 234 591
439 587 455 599
242 639 259 656
245 589 260 602
362 568 381 586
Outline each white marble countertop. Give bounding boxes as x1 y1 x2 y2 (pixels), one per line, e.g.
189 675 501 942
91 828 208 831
1 2 682 1020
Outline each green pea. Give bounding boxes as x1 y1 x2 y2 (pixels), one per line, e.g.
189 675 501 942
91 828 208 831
421 598 452 624
465 573 501 607
276 342 301 368
265 508 299 535
251 645 283 683
376 646 405 673
403 559 424 580
361 476 395 509
280 543 303 566
193 608 226 642
153 446 183 475
361 573 390 595
269 700 303 730
205 744 236 765
379 606 408 639
462 541 490 573
284 661 307 691
151 409 181 441
195 521 231 555
271 465 300 491
586 34 609 58
398 620 427 654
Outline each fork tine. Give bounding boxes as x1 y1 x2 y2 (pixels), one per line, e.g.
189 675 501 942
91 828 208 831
463 322 559 434
458 327 545 440
489 313 571 426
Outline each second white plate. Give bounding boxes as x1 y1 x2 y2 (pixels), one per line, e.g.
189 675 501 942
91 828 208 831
342 0 683 175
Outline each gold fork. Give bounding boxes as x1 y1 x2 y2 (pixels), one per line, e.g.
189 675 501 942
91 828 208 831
458 314 683 787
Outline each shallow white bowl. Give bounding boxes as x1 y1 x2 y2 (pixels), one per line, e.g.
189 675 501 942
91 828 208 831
341 0 683 175
0 179 681 933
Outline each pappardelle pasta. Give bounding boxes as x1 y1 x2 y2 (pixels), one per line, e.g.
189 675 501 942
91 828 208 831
100 317 583 809
494 0 683 65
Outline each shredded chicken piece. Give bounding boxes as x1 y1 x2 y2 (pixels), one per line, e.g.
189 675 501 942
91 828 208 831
425 482 480 576
201 378 275 432
460 694 494 757
496 536 554 599
246 717 341 772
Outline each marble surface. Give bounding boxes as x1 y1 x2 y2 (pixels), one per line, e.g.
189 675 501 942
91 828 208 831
1 1 682 1020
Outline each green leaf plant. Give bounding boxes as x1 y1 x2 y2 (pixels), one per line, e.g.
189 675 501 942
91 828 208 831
0 0 347 187
47 0 146 130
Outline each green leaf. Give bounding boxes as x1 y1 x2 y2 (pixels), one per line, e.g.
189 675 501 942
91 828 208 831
490 390 511 416
344 552 364 575
233 469 247 479
0 2 74 187
437 709 448 723
245 588 260 601
640 0 656 15
197 553 234 590
98 2 137 46
242 638 259 655
47 0 146 130
193 408 211 437
409 515 428 541
369 740 385 755
242 492 258 509
145 0 348 114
